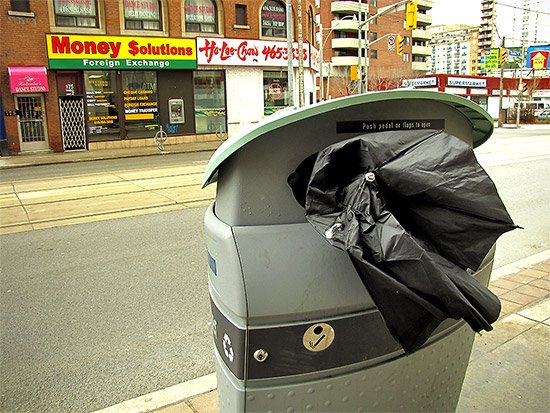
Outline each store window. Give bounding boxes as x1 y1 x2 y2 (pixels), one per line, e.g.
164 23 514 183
122 71 159 138
53 0 98 27
84 71 120 141
193 71 226 135
124 0 162 30
263 71 289 115
261 0 286 38
185 0 217 33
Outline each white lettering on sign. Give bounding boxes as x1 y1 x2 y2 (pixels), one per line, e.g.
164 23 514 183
447 77 487 88
197 37 319 71
402 77 438 88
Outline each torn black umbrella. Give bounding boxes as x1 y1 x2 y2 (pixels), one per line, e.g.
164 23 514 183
288 129 518 354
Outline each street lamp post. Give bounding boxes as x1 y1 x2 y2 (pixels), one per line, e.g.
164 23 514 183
318 15 357 100
358 0 409 92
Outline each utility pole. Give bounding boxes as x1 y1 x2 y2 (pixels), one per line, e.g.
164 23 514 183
516 35 525 128
298 0 305 107
286 0 294 106
498 36 505 128
319 23 324 101
357 0 363 94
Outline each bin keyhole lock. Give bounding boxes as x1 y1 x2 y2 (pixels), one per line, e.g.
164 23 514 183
253 349 268 362
303 323 335 352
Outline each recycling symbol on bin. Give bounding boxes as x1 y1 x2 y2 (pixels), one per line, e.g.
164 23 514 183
223 333 234 362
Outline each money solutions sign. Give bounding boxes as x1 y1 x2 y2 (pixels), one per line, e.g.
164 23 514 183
46 34 197 70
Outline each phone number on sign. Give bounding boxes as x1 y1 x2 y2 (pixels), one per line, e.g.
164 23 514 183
262 45 307 61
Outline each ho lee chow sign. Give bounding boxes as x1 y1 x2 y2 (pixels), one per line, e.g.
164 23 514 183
197 37 319 71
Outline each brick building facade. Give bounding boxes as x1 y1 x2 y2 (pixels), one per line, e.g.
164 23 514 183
1 0 317 155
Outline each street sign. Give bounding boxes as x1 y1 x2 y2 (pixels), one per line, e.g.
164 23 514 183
483 49 500 70
508 50 521 58
388 35 396 51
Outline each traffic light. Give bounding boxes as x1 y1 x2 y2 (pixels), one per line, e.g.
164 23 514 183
396 35 404 55
406 1 418 30
500 48 507 66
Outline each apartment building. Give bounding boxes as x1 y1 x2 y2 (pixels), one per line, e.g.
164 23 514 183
479 0 549 74
316 0 432 98
429 25 480 76
1 0 318 155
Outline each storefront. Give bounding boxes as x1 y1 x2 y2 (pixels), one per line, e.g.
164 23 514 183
46 33 223 150
196 36 319 136
7 66 50 152
401 74 527 119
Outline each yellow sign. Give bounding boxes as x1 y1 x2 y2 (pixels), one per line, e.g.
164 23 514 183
46 34 197 69
532 52 546 69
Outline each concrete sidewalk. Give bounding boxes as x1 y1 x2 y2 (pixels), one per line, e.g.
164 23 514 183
99 251 550 413
0 141 221 170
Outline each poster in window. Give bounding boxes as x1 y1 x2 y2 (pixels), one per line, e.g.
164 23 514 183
54 0 96 16
261 1 286 29
185 0 216 23
124 0 160 20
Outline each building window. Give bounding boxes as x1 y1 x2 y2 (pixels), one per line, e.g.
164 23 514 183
235 4 247 25
185 0 217 33
124 0 162 31
10 0 30 12
370 0 377 6
307 7 315 44
403 53 410 62
404 36 410 46
193 71 226 135
85 71 120 140
370 32 378 42
262 0 286 38
122 71 159 138
370 49 377 59
53 0 98 27
264 71 289 115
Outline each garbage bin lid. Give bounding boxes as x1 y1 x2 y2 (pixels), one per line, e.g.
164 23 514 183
202 90 494 187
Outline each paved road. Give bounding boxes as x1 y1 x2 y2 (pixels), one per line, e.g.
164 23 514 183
1 206 214 411
0 126 549 411
474 126 550 268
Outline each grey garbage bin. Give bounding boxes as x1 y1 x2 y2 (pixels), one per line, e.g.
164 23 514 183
203 90 502 412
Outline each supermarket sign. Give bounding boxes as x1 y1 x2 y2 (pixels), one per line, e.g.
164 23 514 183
46 34 197 69
197 37 319 71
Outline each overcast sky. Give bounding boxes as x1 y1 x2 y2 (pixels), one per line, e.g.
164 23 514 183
430 0 482 26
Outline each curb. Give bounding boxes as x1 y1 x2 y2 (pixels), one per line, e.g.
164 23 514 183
0 142 221 170
491 249 550 281
95 373 216 413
